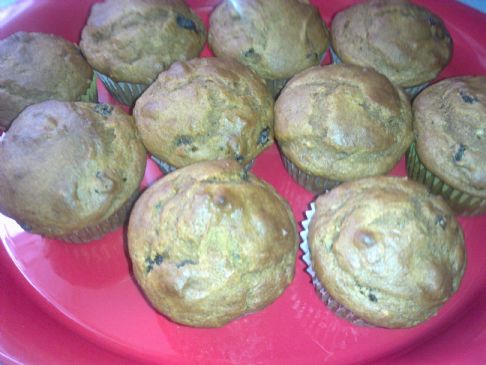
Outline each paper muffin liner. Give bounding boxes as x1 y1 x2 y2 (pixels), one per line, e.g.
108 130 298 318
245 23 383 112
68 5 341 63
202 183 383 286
300 203 370 327
404 83 429 98
265 78 289 99
267 48 328 99
79 72 99 103
406 142 486 215
151 155 255 175
281 154 340 194
53 190 140 243
151 155 178 174
95 71 148 106
330 47 427 98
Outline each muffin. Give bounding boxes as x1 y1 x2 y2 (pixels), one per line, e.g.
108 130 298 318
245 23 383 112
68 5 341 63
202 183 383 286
133 57 274 172
209 0 329 97
275 64 413 193
80 0 206 106
0 100 147 242
302 176 466 328
128 159 298 327
331 0 453 96
0 32 97 130
407 76 486 215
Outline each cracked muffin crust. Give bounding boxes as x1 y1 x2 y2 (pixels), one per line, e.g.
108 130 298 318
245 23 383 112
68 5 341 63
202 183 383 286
331 0 452 89
0 32 95 130
127 159 298 327
275 64 413 193
133 57 274 170
408 76 486 215
208 0 329 96
307 176 466 328
0 101 146 242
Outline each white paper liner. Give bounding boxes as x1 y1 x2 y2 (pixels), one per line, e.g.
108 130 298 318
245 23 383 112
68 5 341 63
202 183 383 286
300 202 370 326
330 47 428 98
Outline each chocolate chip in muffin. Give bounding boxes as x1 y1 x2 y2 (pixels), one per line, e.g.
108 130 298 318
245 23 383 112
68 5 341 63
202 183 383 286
453 144 466 162
459 90 479 104
94 103 114 117
176 14 198 33
146 253 164 273
243 48 262 62
436 215 447 230
435 215 447 229
258 127 270 146
368 293 378 303
175 135 193 146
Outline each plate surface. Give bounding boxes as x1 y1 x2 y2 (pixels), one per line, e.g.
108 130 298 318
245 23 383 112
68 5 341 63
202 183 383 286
1 1 486 364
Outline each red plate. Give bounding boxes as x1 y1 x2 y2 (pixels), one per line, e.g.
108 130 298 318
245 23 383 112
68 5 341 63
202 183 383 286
1 1 486 364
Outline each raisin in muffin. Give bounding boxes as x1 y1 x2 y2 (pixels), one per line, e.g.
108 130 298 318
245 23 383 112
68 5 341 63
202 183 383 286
305 176 466 328
128 159 298 327
275 64 413 193
331 0 452 96
0 101 146 242
80 0 206 106
209 0 329 97
133 57 274 172
407 76 486 215
0 32 96 130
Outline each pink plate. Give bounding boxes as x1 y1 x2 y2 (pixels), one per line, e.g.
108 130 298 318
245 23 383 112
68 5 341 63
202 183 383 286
1 1 486 364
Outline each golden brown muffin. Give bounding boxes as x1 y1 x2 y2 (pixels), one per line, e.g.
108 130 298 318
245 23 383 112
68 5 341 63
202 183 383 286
133 57 274 170
208 0 329 96
80 0 206 105
128 159 298 327
0 101 147 242
275 64 413 193
331 0 452 92
407 76 486 215
306 176 465 328
0 32 96 130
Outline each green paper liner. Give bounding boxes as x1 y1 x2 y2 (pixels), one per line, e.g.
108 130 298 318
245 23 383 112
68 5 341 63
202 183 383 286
281 154 340 194
300 203 371 326
53 190 140 243
330 47 427 98
79 72 99 102
406 143 486 215
96 71 148 106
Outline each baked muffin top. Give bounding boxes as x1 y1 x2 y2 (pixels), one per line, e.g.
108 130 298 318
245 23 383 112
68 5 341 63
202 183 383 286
331 0 452 87
133 57 274 168
209 0 329 80
413 76 486 198
0 32 94 129
275 64 413 181
0 101 146 238
308 176 466 328
128 159 298 327
80 0 206 84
